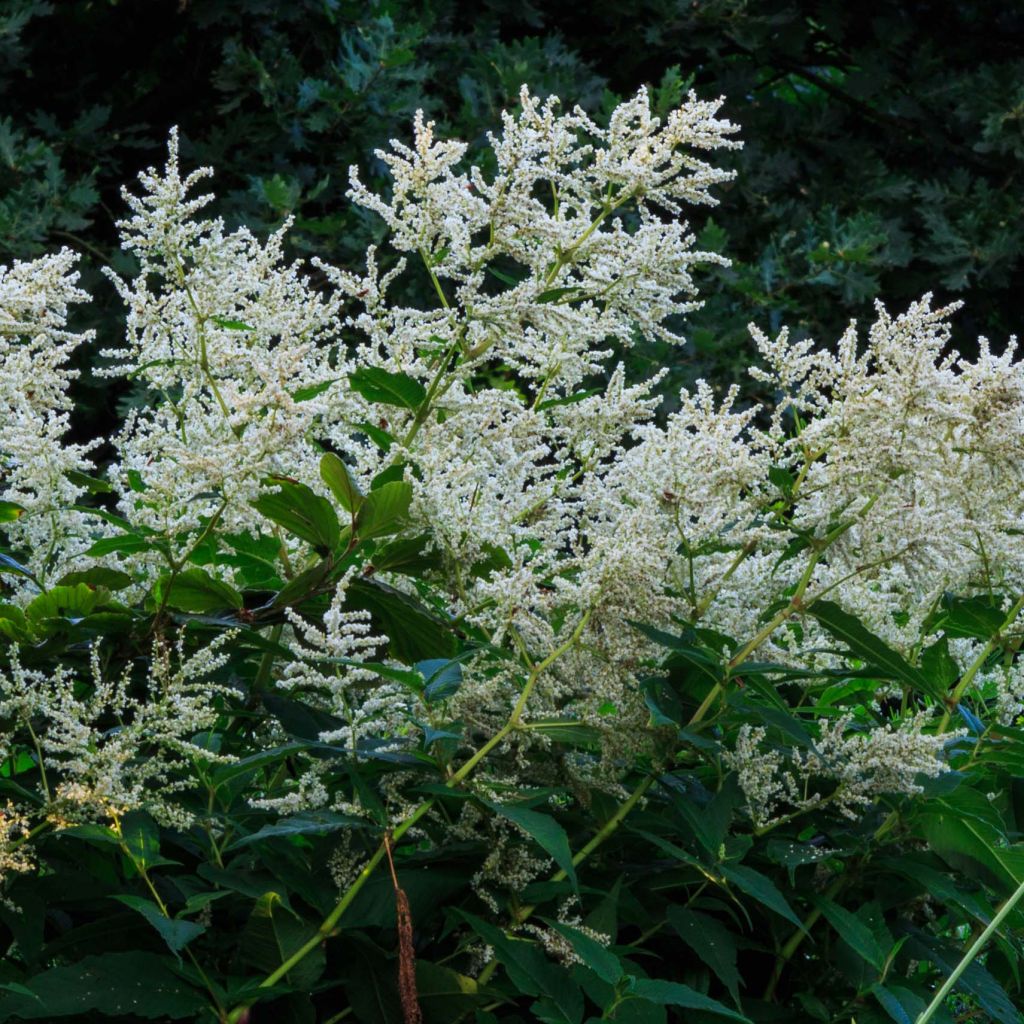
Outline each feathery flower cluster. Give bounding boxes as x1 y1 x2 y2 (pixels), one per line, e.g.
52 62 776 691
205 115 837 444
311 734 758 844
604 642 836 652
99 129 352 557
726 713 963 827
0 636 236 840
0 250 97 590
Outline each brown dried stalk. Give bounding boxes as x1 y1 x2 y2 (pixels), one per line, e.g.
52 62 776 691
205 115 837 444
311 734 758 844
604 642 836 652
384 832 422 1024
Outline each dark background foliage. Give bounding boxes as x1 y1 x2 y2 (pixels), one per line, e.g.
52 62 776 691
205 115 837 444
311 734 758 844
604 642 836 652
3 0 1023 431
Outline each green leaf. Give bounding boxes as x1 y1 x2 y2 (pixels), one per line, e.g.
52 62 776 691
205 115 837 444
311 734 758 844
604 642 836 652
629 978 752 1021
270 557 332 610
25 583 99 622
228 810 366 849
120 811 161 870
320 452 363 513
720 863 804 930
65 469 114 494
111 896 205 956
59 823 121 849
813 897 886 971
254 478 340 551
210 315 255 331
487 265 525 287
370 461 407 489
86 534 157 557
485 800 578 893
0 499 24 522
536 286 582 303
871 983 928 1024
667 907 742 1006
938 594 1007 640
241 892 326 991
764 838 832 884
415 961 481 1020
347 578 455 663
211 743 310 787
542 919 621 984
57 567 133 591
417 656 464 702
808 600 940 697
0 603 31 642
453 910 582 1019
525 720 602 746
904 928 1021 1024
372 533 441 575
0 952 206 1019
155 568 243 613
356 479 412 539
291 378 337 402
535 388 600 412
349 366 426 410
917 792 1024 891
921 636 959 691
630 622 724 687
356 420 395 453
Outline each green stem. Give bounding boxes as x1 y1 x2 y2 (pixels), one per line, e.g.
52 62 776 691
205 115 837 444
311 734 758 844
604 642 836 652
25 721 51 802
254 799 435 993
693 540 757 619
400 335 462 449
234 610 593 1013
512 772 654 924
937 594 1024 732
114 822 225 1018
689 550 822 727
419 248 451 309
7 819 50 853
763 875 844 1000
475 772 656 989
447 610 592 785
915 874 1024 1024
252 624 284 693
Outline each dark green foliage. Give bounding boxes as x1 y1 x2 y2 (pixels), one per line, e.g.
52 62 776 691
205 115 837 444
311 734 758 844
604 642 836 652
4 479 1024 1022
2 0 1022 429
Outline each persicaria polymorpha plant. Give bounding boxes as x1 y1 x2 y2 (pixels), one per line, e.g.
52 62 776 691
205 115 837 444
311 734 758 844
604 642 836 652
0 84 1022 1024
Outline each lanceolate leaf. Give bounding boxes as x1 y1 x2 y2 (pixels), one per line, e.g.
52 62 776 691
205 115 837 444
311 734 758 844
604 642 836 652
155 567 243 613
253 478 340 551
667 907 742 1006
808 600 940 697
485 800 579 893
111 896 205 955
0 952 207 1019
720 863 804 931
629 979 752 1022
812 897 886 971
356 479 413 539
320 451 364 513
347 577 455 662
228 810 367 849
453 910 583 1020
349 366 426 410
542 919 621 984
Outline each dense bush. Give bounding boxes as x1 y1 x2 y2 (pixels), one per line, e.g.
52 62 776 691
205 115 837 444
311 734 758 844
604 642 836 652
3 72 1024 1024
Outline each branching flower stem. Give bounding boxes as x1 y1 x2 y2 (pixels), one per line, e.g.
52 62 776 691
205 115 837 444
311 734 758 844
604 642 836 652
225 610 593 1019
